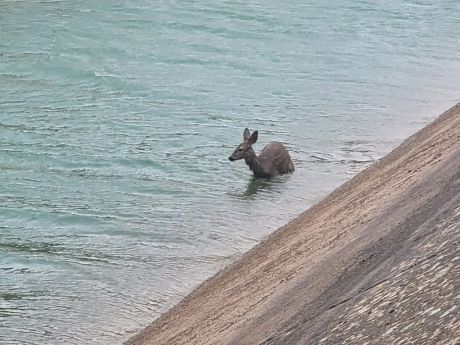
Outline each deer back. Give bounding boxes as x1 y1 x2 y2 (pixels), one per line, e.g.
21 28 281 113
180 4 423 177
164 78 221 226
257 142 295 177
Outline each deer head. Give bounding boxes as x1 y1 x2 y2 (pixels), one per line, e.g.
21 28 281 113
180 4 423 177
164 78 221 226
228 128 258 161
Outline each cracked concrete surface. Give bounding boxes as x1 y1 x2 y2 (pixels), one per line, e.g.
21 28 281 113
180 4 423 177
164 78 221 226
126 104 460 345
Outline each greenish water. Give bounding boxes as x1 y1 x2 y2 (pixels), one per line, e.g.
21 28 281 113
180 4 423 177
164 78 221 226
1 1 459 344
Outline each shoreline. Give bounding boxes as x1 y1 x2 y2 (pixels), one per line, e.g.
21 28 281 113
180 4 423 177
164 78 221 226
126 103 460 345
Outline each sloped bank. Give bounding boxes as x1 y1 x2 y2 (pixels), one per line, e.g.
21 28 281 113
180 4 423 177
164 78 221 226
126 103 460 345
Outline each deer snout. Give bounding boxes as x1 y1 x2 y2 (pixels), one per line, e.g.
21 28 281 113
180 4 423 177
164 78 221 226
228 156 235 161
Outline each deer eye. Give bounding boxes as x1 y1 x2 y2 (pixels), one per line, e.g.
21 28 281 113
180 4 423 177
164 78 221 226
238 148 243 151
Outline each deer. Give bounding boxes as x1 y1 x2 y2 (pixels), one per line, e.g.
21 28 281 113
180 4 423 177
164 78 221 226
228 128 295 178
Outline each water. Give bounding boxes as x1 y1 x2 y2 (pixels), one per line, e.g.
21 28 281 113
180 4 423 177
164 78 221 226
1 1 459 344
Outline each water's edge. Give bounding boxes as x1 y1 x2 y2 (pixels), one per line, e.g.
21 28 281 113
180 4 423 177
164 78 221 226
125 104 460 345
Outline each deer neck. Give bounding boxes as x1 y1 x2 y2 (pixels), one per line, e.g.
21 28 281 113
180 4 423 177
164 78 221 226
245 148 265 176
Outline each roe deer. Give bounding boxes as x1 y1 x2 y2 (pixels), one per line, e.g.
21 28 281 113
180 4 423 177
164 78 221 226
228 128 295 178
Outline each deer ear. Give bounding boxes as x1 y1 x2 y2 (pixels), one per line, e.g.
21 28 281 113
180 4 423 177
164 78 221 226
249 130 258 144
243 128 251 141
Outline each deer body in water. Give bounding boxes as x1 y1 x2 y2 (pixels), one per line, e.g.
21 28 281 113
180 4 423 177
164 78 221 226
229 128 295 178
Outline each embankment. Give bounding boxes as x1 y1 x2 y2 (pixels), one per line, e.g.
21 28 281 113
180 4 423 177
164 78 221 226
126 103 460 345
